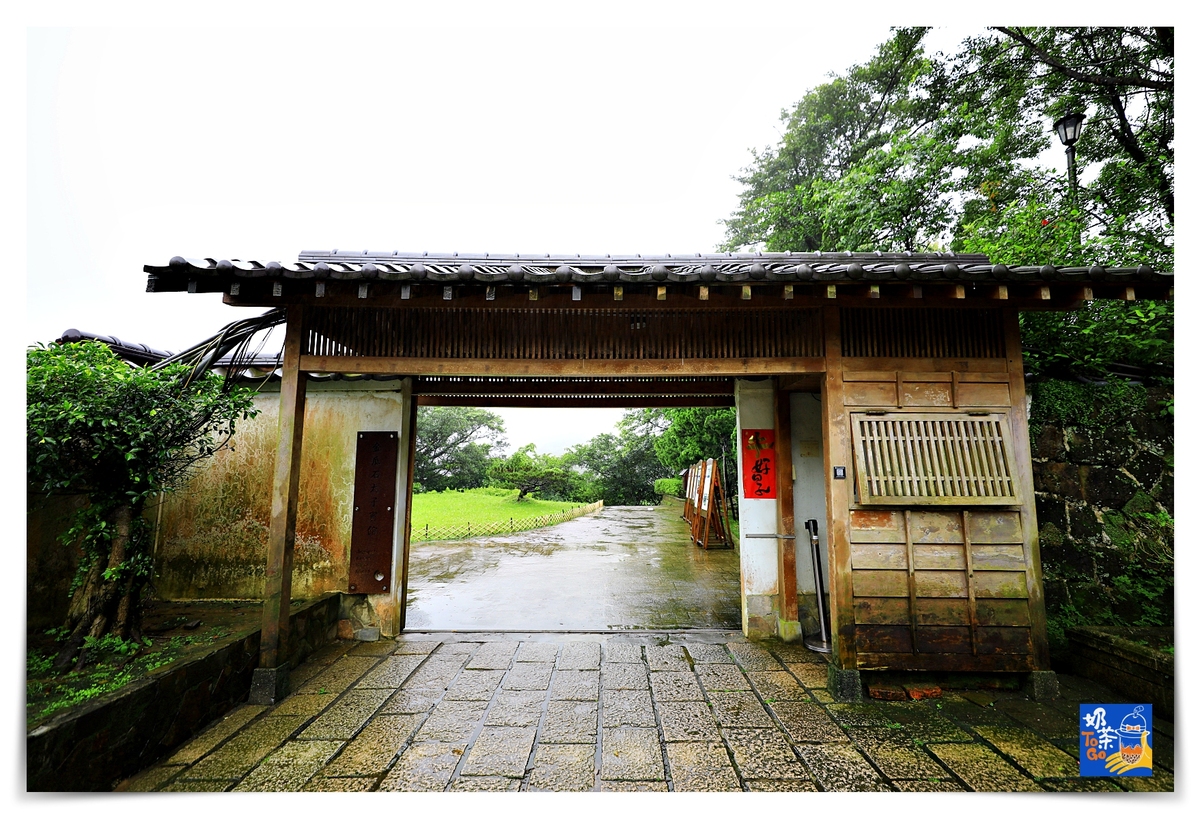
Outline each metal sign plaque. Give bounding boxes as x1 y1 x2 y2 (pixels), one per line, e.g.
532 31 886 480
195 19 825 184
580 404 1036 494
348 431 400 594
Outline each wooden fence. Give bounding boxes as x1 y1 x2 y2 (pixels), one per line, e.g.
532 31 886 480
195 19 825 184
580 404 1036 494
412 500 605 542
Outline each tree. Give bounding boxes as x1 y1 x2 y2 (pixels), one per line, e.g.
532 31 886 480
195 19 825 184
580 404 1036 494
486 444 579 501
27 342 257 669
414 407 506 492
566 412 673 506
724 26 1172 376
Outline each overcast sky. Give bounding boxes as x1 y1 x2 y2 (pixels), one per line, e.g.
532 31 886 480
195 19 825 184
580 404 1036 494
16 3 1156 456
21 6 953 453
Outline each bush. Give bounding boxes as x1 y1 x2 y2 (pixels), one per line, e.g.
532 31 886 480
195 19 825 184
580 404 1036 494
654 478 683 497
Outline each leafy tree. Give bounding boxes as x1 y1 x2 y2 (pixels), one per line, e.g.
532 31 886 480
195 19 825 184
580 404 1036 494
486 444 580 501
566 414 669 506
724 26 1172 376
27 342 257 669
414 407 506 492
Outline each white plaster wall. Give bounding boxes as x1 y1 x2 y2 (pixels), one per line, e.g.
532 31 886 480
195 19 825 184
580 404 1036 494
790 392 828 595
734 379 779 601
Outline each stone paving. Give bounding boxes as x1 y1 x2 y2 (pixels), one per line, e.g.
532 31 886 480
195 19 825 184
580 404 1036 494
119 632 1175 793
405 504 741 630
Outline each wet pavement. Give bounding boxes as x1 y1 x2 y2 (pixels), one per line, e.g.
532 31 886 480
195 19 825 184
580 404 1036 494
120 632 1174 793
405 504 740 630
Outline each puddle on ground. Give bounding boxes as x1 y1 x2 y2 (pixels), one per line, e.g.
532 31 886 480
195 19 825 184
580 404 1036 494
405 504 740 630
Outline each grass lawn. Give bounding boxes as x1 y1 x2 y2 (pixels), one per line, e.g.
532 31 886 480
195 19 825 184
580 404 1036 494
411 487 585 531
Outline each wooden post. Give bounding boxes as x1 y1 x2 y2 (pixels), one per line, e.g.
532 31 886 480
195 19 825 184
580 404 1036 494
251 306 307 704
821 306 857 676
396 389 419 632
775 387 799 627
1004 308 1053 670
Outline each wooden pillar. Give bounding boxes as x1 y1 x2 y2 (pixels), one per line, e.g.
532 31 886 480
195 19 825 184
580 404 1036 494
250 306 307 704
394 382 419 634
821 306 859 693
774 386 800 636
1004 308 1053 670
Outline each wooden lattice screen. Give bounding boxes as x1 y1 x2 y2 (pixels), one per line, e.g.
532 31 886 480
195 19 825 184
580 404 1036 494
850 412 1018 504
304 307 824 360
841 308 1006 358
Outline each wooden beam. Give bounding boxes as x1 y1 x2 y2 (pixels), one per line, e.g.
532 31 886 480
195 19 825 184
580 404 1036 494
415 379 735 398
417 395 735 408
259 306 307 673
300 355 827 378
775 387 799 625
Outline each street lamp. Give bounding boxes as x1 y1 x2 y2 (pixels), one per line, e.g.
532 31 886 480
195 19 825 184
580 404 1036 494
1053 112 1086 208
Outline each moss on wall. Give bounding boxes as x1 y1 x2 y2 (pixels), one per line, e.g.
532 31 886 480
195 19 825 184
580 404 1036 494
1030 381 1173 662
154 388 405 600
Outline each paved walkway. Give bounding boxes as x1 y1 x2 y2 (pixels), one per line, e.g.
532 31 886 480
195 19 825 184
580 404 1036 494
405 504 740 630
119 632 1173 792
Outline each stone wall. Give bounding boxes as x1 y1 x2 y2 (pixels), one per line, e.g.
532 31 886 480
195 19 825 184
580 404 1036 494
26 594 341 792
1030 384 1173 658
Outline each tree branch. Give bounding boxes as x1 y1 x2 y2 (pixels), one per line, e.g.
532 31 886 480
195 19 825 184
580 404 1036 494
993 27 1172 92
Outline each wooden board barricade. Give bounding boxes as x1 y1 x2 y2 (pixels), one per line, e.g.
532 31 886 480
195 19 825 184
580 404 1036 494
689 457 732 549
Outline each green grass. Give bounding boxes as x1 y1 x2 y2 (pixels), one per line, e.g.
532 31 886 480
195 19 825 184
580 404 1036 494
411 487 583 531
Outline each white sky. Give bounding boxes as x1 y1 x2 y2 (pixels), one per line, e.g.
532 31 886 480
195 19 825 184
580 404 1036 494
16 5 992 454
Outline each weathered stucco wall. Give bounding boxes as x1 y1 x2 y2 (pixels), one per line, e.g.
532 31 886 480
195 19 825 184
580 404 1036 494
154 383 407 600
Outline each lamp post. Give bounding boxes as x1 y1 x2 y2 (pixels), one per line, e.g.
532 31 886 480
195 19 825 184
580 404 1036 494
1053 112 1086 216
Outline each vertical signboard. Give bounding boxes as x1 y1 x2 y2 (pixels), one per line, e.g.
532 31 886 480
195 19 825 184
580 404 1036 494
348 431 400 594
741 429 777 499
700 457 714 512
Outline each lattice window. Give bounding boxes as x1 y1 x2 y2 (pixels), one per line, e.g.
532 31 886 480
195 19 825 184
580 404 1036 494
841 308 1006 358
850 412 1018 505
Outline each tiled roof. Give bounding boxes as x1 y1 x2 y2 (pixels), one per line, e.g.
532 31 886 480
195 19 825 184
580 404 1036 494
145 250 1170 288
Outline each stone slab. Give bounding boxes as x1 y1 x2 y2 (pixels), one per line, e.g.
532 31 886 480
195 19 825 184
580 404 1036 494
461 726 537 778
665 741 741 791
540 701 598 744
527 743 596 791
649 671 705 702
600 727 665 781
377 742 467 791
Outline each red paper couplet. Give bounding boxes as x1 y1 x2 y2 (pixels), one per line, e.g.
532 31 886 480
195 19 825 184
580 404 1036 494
740 429 777 499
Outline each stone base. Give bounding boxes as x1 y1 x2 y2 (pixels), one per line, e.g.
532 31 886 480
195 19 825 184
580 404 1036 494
828 666 863 702
777 619 803 643
743 593 779 639
249 664 291 705
1023 670 1059 702
354 627 381 642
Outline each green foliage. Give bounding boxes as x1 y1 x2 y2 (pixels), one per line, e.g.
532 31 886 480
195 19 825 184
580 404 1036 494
28 342 258 502
414 407 507 492
1027 379 1147 430
1019 301 1172 378
654 478 683 498
566 413 671 506
27 340 259 655
724 26 1173 379
487 443 582 501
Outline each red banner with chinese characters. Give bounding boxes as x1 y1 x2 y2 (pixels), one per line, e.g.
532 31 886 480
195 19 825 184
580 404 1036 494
740 429 777 499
